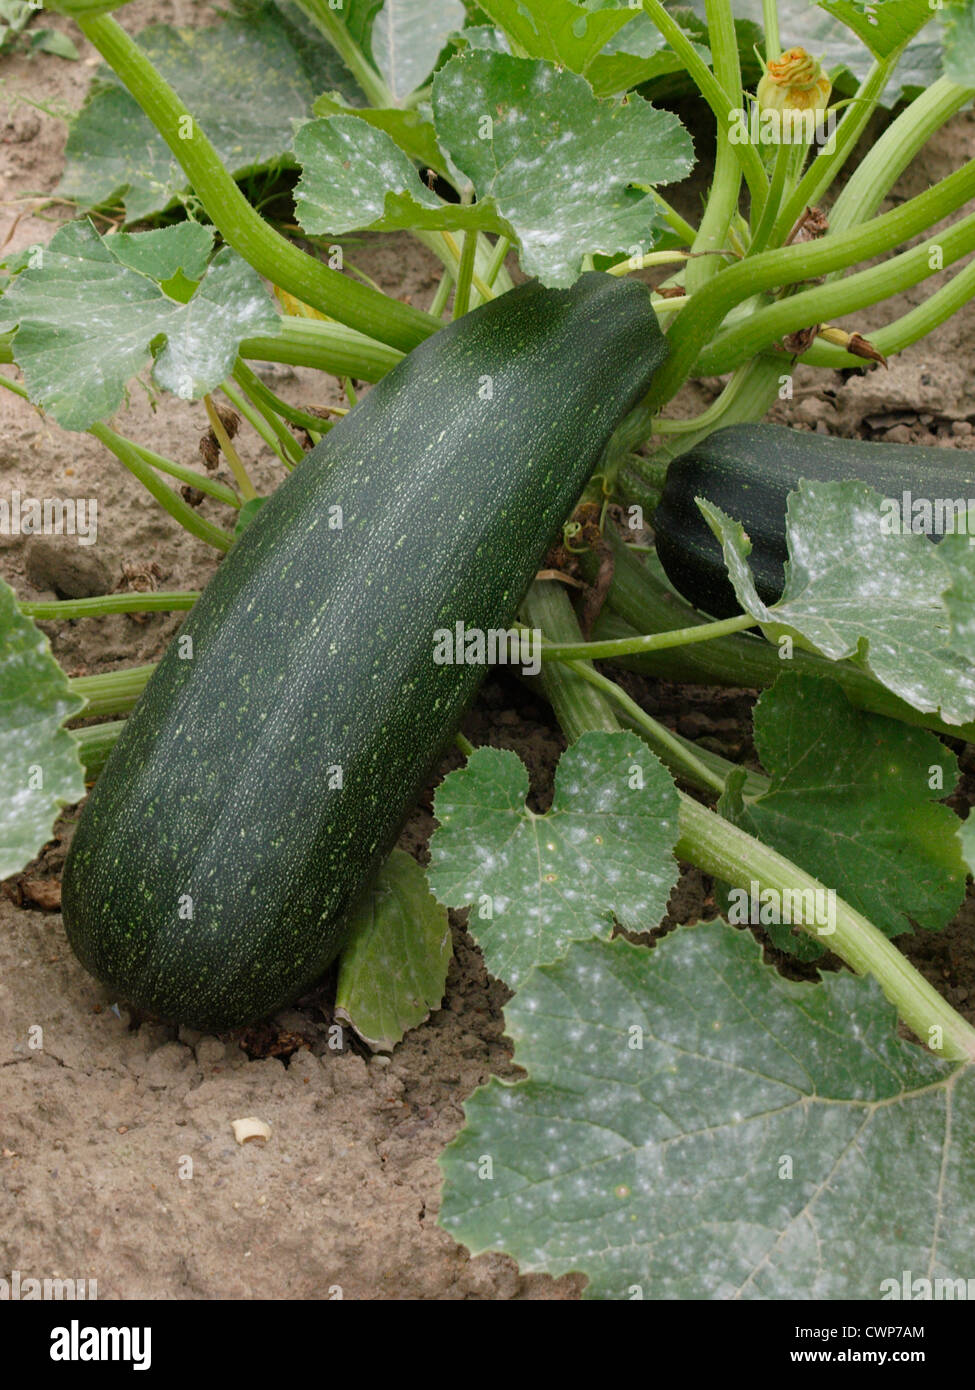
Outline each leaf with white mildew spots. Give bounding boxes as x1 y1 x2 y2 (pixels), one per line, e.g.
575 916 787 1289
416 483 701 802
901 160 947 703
941 531 975 669
440 923 975 1299
371 0 466 104
293 115 505 240
700 480 975 727
431 51 695 286
56 2 364 223
943 0 975 84
0 577 85 880
294 53 694 286
4 220 279 430
474 0 638 75
427 732 680 989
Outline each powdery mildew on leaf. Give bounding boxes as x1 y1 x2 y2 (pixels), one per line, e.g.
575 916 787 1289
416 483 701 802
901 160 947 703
432 51 694 285
5 222 279 430
428 732 680 988
700 481 975 727
440 924 973 1299
0 578 85 879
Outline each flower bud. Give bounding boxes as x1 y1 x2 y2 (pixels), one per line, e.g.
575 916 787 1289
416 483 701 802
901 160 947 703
757 47 831 114
756 48 831 144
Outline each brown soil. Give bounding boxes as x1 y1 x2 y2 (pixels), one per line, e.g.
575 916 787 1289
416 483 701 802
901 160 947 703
2 4 974 1299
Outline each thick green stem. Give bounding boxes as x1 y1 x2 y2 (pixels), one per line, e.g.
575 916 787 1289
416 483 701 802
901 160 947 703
21 592 198 620
647 158 975 407
452 225 478 321
677 797 975 1060
684 0 743 297
70 663 156 717
795 255 975 369
825 76 975 250
483 235 511 288
697 208 975 376
747 140 791 257
520 581 621 739
71 720 125 777
76 14 436 353
640 0 767 210
240 318 402 382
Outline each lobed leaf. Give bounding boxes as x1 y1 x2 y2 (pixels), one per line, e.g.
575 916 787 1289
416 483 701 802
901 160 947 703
719 673 967 957
699 481 975 728
440 923 973 1299
0 579 85 881
428 732 680 989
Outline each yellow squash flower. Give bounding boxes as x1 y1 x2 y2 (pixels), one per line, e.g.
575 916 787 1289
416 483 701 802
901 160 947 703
757 47 832 115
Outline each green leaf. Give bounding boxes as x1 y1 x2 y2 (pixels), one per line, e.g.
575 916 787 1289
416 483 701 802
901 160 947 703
452 22 510 53
293 116 489 237
312 90 447 173
700 481 975 728
942 530 975 666
718 673 967 957
335 849 452 1052
106 222 214 282
942 0 975 82
432 51 694 285
818 0 937 58
0 577 85 881
427 732 680 989
960 817 975 879
31 28 80 59
57 1 363 222
476 0 637 74
372 0 467 103
440 923 972 1299
0 0 31 32
586 7 715 97
232 496 266 541
4 220 279 430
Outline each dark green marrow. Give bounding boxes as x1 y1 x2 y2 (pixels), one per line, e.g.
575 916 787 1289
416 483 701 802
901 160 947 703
62 273 668 1030
654 423 975 618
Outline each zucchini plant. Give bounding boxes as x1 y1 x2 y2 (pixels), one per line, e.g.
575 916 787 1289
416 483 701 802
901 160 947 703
4 0 975 1298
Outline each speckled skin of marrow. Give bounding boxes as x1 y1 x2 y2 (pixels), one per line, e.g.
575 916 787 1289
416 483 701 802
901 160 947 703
61 273 669 1030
